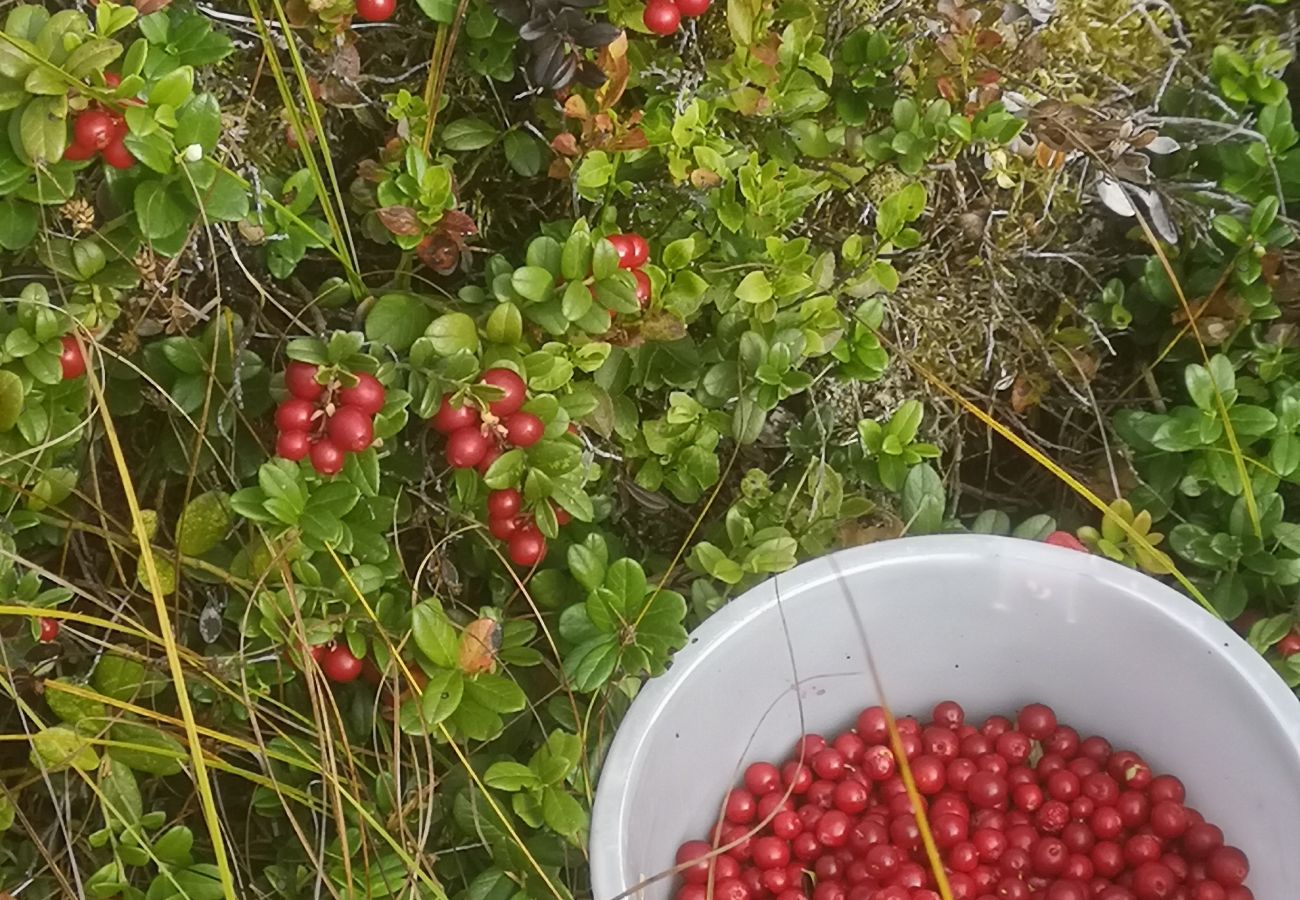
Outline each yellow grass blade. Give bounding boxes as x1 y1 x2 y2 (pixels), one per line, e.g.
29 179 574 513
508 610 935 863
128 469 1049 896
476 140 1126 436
80 333 239 899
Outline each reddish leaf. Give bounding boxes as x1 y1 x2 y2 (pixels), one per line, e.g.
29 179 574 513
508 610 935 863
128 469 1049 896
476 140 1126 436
376 206 422 237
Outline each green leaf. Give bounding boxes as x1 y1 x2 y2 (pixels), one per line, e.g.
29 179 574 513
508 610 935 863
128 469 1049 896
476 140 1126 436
153 825 194 867
605 558 647 611
46 680 107 725
411 600 459 668
135 181 191 240
0 370 23 432
426 311 480 356
0 198 38 249
174 93 221 153
148 65 194 109
407 668 463 732
511 266 555 303
414 0 459 22
564 637 620 692
541 786 587 839
484 761 541 792
901 463 944 534
567 535 608 591
485 303 523 345
483 448 526 489
463 673 526 713
31 726 98 772
503 130 542 176
735 271 774 304
19 95 67 164
99 757 142 829
367 293 434 352
176 491 230 556
442 117 497 151
107 721 185 776
92 655 166 702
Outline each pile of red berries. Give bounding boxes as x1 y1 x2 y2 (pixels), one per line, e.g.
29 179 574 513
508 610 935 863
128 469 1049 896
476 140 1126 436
675 701 1252 900
63 85 134 169
643 0 711 37
431 368 562 567
606 232 654 308
274 362 385 476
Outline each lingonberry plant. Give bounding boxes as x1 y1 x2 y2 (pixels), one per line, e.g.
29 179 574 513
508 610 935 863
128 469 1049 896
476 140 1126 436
2 0 1297 896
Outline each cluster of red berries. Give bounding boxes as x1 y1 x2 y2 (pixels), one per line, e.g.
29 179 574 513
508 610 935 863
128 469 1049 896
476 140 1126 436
605 232 654 308
643 0 711 36
63 76 134 169
274 362 385 476
355 0 396 21
430 369 560 567
675 701 1252 900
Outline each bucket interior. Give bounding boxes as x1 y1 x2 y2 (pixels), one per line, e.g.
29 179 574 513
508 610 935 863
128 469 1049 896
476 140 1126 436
590 538 1300 900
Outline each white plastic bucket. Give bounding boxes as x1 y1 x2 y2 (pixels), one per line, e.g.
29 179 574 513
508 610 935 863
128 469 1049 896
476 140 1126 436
589 535 1300 900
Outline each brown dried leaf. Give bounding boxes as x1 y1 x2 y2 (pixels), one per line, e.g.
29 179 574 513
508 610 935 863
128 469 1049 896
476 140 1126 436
376 206 422 237
609 129 649 152
1010 373 1045 414
548 157 573 180
550 132 580 158
564 94 590 121
135 0 172 13
458 618 501 674
595 32 630 110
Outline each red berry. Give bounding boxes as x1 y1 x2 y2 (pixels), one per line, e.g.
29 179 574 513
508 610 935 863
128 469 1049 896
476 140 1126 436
38 617 60 642
310 439 345 475
504 412 544 448
489 515 520 541
339 372 385 415
552 503 572 526
1205 847 1248 887
1278 630 1300 657
477 445 503 475
74 109 117 151
327 406 374 452
59 335 86 379
431 394 480 434
1045 530 1088 552
751 836 789 870
632 268 652 308
100 138 134 170
508 527 547 567
319 644 363 682
742 761 779 795
488 489 522 520
275 398 316 433
354 0 396 21
675 0 710 15
285 362 324 400
1131 862 1176 899
642 0 681 35
605 233 635 266
481 368 527 417
63 139 97 161
723 788 756 824
446 427 490 469
1017 703 1058 740
276 429 312 461
624 233 650 267
104 71 122 88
